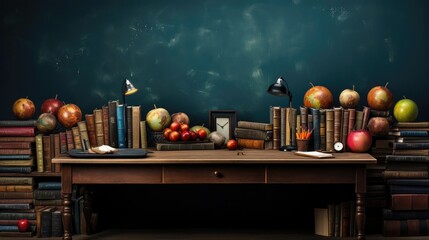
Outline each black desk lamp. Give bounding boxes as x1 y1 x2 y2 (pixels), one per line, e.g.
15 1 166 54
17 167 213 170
267 76 296 151
122 78 138 147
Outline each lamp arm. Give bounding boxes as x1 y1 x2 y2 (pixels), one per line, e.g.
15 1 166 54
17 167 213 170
279 77 293 107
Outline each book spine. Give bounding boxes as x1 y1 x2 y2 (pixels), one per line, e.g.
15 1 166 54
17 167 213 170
42 135 52 172
35 134 44 173
155 142 215 151
383 219 429 237
140 121 147 149
311 108 320 151
77 121 89 150
131 106 141 149
0 159 33 166
361 106 371 130
387 179 429 186
393 149 429 155
390 185 429 194
0 192 34 199
102 105 110 145
34 189 61 200
0 120 37 127
272 107 281 150
236 121 273 131
116 104 126 148
108 100 118 148
0 212 36 220
59 131 67 153
290 108 297 147
383 209 429 220
386 155 429 162
0 142 32 149
325 109 334 152
71 127 82 150
389 131 429 137
334 107 342 144
0 148 32 155
0 185 33 192
0 127 35 137
384 170 428 179
280 108 285 147
53 133 61 172
237 138 268 149
391 194 429 211
341 109 349 150
348 108 356 132
234 128 273 140
319 109 326 151
38 182 61 190
126 106 133 148
370 109 390 117
0 177 33 185
355 110 363 130
285 107 291 146
93 109 104 146
85 114 97 148
393 142 429 149
0 166 32 173
51 210 63 237
0 203 31 210
65 130 75 150
300 106 308 130
395 122 429 128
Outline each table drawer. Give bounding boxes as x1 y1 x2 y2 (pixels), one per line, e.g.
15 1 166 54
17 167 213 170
163 165 265 184
267 165 356 184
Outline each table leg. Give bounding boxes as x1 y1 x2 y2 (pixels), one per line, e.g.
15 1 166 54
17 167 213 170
83 188 93 235
62 165 72 240
355 166 366 240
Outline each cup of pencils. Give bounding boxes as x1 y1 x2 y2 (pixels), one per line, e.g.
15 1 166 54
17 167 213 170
296 128 312 151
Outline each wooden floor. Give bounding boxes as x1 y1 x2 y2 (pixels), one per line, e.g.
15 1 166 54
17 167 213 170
20 229 429 240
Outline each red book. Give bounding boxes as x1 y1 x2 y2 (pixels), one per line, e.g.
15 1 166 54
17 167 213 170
0 142 32 149
0 127 35 137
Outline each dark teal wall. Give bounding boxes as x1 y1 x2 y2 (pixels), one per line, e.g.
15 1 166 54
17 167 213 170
2 0 428 126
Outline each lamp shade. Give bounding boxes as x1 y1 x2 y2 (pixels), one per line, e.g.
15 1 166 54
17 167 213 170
267 76 289 97
122 79 138 96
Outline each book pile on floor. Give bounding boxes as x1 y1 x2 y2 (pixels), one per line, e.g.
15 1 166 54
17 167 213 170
382 121 429 237
314 200 356 238
34 181 63 237
0 120 36 237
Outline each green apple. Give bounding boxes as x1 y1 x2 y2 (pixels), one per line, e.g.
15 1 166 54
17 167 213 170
393 97 419 122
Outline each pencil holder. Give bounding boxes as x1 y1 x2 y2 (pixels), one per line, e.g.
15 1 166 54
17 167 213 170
296 139 309 151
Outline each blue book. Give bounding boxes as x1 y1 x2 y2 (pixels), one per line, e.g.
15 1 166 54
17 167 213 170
387 179 429 186
38 182 62 190
389 130 429 137
393 142 429 149
0 155 31 160
0 203 31 210
390 185 429 194
0 166 32 173
116 104 126 148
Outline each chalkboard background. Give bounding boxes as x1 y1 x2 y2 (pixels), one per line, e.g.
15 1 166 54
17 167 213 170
2 0 429 126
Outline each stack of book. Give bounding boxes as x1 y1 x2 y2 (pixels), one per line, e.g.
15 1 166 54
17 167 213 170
314 200 356 238
0 120 37 174
235 121 273 149
382 121 429 237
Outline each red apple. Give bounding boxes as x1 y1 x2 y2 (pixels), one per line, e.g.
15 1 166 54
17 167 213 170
17 219 29 232
347 129 372 153
226 139 238 150
169 130 180 142
40 94 64 116
12 97 36 120
170 122 180 131
180 123 189 132
367 117 391 136
181 131 191 141
197 129 207 140
189 130 198 141
393 97 419 122
367 83 394 111
57 103 82 128
339 85 360 109
163 128 172 139
303 83 333 109
171 112 190 125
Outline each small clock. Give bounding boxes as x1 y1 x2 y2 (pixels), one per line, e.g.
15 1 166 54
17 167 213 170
209 110 237 142
334 142 344 152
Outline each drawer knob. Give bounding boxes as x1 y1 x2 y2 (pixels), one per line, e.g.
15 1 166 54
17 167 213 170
213 170 223 178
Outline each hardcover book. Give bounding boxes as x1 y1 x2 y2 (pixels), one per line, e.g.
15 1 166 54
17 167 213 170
108 100 119 148
131 105 141 149
102 105 110 145
383 209 429 220
237 138 273 150
85 114 97 148
384 219 429 237
0 127 35 137
237 120 273 131
116 104 126 148
234 127 273 140
156 142 215 151
391 194 429 211
0 120 37 127
93 108 105 146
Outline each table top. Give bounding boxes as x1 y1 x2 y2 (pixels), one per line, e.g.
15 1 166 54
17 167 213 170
52 149 377 165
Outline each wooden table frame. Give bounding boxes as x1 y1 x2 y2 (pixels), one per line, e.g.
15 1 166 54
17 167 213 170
53 149 376 240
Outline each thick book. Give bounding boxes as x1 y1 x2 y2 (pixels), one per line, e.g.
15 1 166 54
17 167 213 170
361 106 371 130
93 108 105 146
77 121 90 150
394 122 429 128
347 109 356 133
0 177 33 185
126 106 133 148
0 148 33 155
383 219 429 237
271 107 281 150
333 107 342 144
386 155 429 163
393 149 429 156
0 166 32 173
237 121 273 131
0 192 34 199
300 106 308 131
102 105 110 145
290 108 297 148
390 185 429 194
59 131 67 153
314 208 329 236
319 109 326 151
0 158 34 166
383 170 428 179
234 127 273 140
0 136 35 142
0 141 32 149
0 212 36 220
383 209 429 220
41 207 55 237
116 104 126 148
387 179 429 186
51 209 63 237
42 135 52 172
341 109 349 149
311 108 320 151
38 181 62 190
0 127 35 137
108 100 119 148
237 138 273 149
131 105 141 149
355 110 364 130
85 114 97 148
0 199 33 204
156 142 215 151
65 129 75 150
325 109 334 151
393 142 429 150
388 130 429 137
0 185 34 192
0 203 32 210
0 120 37 127
391 194 429 211
71 126 82 150
34 189 61 200
140 120 147 149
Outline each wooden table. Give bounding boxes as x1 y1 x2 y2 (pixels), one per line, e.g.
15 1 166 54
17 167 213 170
52 149 376 240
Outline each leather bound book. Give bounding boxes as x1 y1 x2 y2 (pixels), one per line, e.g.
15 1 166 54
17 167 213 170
35 134 43 172
51 209 63 237
285 107 291 146
300 106 308 130
388 130 429 137
140 121 147 149
42 135 52 172
290 108 297 147
361 106 371 130
0 158 33 167
395 122 429 128
53 134 61 173
93 109 104 146
237 121 273 131
280 107 286 147
77 121 89 150
0 192 34 199
325 109 334 152
71 127 82 150
116 104 126 148
393 142 429 150
237 138 272 149
0 127 35 137
0 120 37 127
391 194 429 211
355 110 364 130
341 109 349 149
0 185 34 192
0 148 32 155
0 177 34 185
0 142 32 149
0 136 35 142
108 100 118 148
132 106 141 149
383 208 429 220
59 131 67 153
85 114 97 148
392 149 429 156
102 105 110 146
234 128 273 140
126 106 133 148
333 107 343 144
370 109 390 117
65 130 74 150
386 155 429 163
383 170 428 179
319 109 326 151
40 207 55 237
311 108 320 151
271 107 281 150
383 219 429 237
348 108 356 133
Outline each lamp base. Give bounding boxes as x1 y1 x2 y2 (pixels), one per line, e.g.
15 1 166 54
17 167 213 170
279 145 297 152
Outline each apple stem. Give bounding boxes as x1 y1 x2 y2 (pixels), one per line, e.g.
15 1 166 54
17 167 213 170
309 82 314 87
403 95 406 99
352 85 355 91
153 104 157 109
55 94 58 100
385 82 389 88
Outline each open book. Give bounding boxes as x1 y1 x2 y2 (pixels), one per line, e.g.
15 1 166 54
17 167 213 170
294 151 334 159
